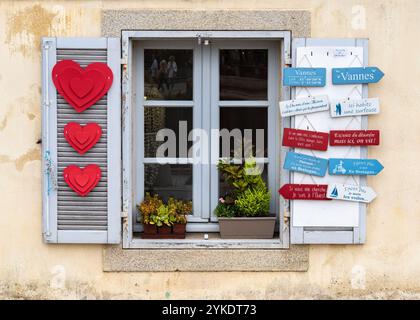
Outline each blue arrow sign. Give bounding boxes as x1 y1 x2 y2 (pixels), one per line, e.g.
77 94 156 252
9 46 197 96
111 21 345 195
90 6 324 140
284 151 328 177
329 158 384 176
283 68 326 87
332 67 384 85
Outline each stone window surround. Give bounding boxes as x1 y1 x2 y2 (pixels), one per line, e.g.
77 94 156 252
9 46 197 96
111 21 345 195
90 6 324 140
102 9 310 272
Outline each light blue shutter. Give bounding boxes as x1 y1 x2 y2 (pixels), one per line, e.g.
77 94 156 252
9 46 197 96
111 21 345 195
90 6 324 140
41 37 121 244
288 38 369 244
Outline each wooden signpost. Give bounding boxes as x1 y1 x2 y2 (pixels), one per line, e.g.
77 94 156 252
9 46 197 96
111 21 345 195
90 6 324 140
284 151 328 177
329 158 384 176
330 130 380 146
332 67 384 85
327 183 377 203
283 68 326 87
330 97 380 118
279 184 331 200
283 128 329 151
279 95 329 117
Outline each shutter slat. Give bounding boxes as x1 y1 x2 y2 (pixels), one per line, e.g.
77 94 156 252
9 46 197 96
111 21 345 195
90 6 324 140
56 47 109 233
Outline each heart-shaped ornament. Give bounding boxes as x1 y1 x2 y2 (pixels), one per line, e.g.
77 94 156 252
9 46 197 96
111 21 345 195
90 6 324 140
64 122 102 155
52 60 113 112
63 164 101 196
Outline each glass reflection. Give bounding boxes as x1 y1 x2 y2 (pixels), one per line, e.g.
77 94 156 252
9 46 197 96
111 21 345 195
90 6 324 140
144 49 193 100
220 49 268 100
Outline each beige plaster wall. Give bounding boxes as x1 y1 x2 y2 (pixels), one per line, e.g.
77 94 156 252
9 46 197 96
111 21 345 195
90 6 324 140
0 0 419 299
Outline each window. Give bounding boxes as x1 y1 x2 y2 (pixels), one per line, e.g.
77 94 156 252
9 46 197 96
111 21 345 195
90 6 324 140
123 31 287 248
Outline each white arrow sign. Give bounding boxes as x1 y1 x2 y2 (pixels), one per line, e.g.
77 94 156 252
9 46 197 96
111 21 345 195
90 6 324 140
330 97 380 118
279 95 329 117
327 184 377 203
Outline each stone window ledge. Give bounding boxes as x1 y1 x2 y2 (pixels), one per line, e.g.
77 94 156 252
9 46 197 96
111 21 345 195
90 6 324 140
103 245 308 272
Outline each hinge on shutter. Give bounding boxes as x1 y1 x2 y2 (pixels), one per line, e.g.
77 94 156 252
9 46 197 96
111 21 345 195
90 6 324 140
121 211 128 218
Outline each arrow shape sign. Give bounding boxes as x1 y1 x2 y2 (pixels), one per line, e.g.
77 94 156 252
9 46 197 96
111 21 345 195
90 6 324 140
332 67 385 84
327 184 377 203
284 151 328 177
329 158 384 176
279 184 331 200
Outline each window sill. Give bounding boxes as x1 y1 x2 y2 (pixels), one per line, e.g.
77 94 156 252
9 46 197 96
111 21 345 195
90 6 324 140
103 244 309 272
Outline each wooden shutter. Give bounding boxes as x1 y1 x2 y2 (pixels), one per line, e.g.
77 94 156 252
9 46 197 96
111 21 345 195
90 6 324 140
41 38 121 244
289 38 369 244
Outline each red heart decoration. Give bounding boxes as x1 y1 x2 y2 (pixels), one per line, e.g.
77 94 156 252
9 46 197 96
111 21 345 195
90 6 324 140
52 60 113 112
63 164 101 196
64 122 102 155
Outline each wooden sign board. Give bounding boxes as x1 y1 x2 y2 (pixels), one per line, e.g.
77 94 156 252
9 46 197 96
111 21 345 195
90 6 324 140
283 67 326 87
279 95 329 117
284 151 328 177
332 67 384 85
329 158 384 176
327 184 377 203
283 128 329 151
279 184 331 200
330 97 380 118
330 130 380 146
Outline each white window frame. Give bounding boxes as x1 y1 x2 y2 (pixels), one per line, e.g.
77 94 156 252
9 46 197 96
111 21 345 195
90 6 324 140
122 30 292 249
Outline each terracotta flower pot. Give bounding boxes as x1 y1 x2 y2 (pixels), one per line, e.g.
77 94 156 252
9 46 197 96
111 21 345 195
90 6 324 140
172 223 186 235
158 225 172 234
143 224 157 235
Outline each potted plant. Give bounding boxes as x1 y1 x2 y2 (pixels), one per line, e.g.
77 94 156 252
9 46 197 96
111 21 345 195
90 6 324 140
215 159 276 239
137 193 192 239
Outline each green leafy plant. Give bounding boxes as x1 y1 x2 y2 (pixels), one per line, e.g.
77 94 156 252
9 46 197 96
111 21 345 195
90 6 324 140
137 192 162 225
216 158 271 217
235 187 270 217
215 201 238 218
137 193 192 226
148 204 172 227
168 197 192 224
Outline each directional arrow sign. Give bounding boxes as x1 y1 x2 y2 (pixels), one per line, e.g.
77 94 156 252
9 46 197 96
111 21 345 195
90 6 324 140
332 67 384 84
284 151 328 177
283 128 329 151
330 130 380 146
279 184 331 200
283 68 326 87
330 98 380 118
329 158 384 176
279 95 329 117
327 184 377 203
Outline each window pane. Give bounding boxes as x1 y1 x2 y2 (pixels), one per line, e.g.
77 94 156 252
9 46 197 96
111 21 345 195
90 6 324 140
219 164 268 198
219 107 268 158
220 49 268 100
144 49 193 100
145 164 192 202
144 107 193 158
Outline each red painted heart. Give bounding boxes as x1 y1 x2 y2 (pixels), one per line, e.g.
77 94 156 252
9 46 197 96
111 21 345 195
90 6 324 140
52 60 113 112
63 164 101 196
64 122 102 155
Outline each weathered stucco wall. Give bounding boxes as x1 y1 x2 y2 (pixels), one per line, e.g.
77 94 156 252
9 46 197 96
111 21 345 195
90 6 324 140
0 0 419 299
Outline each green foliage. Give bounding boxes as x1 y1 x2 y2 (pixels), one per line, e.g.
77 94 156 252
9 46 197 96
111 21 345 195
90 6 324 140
216 158 271 217
235 187 270 217
217 159 266 194
137 193 192 226
215 202 238 218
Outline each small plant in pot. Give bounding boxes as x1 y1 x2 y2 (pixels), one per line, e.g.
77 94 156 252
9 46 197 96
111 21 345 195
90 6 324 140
137 193 192 239
215 159 276 239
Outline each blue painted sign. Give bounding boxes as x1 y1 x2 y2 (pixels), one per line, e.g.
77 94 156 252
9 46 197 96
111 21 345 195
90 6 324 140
332 67 384 85
329 158 384 176
283 68 326 87
284 151 328 177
